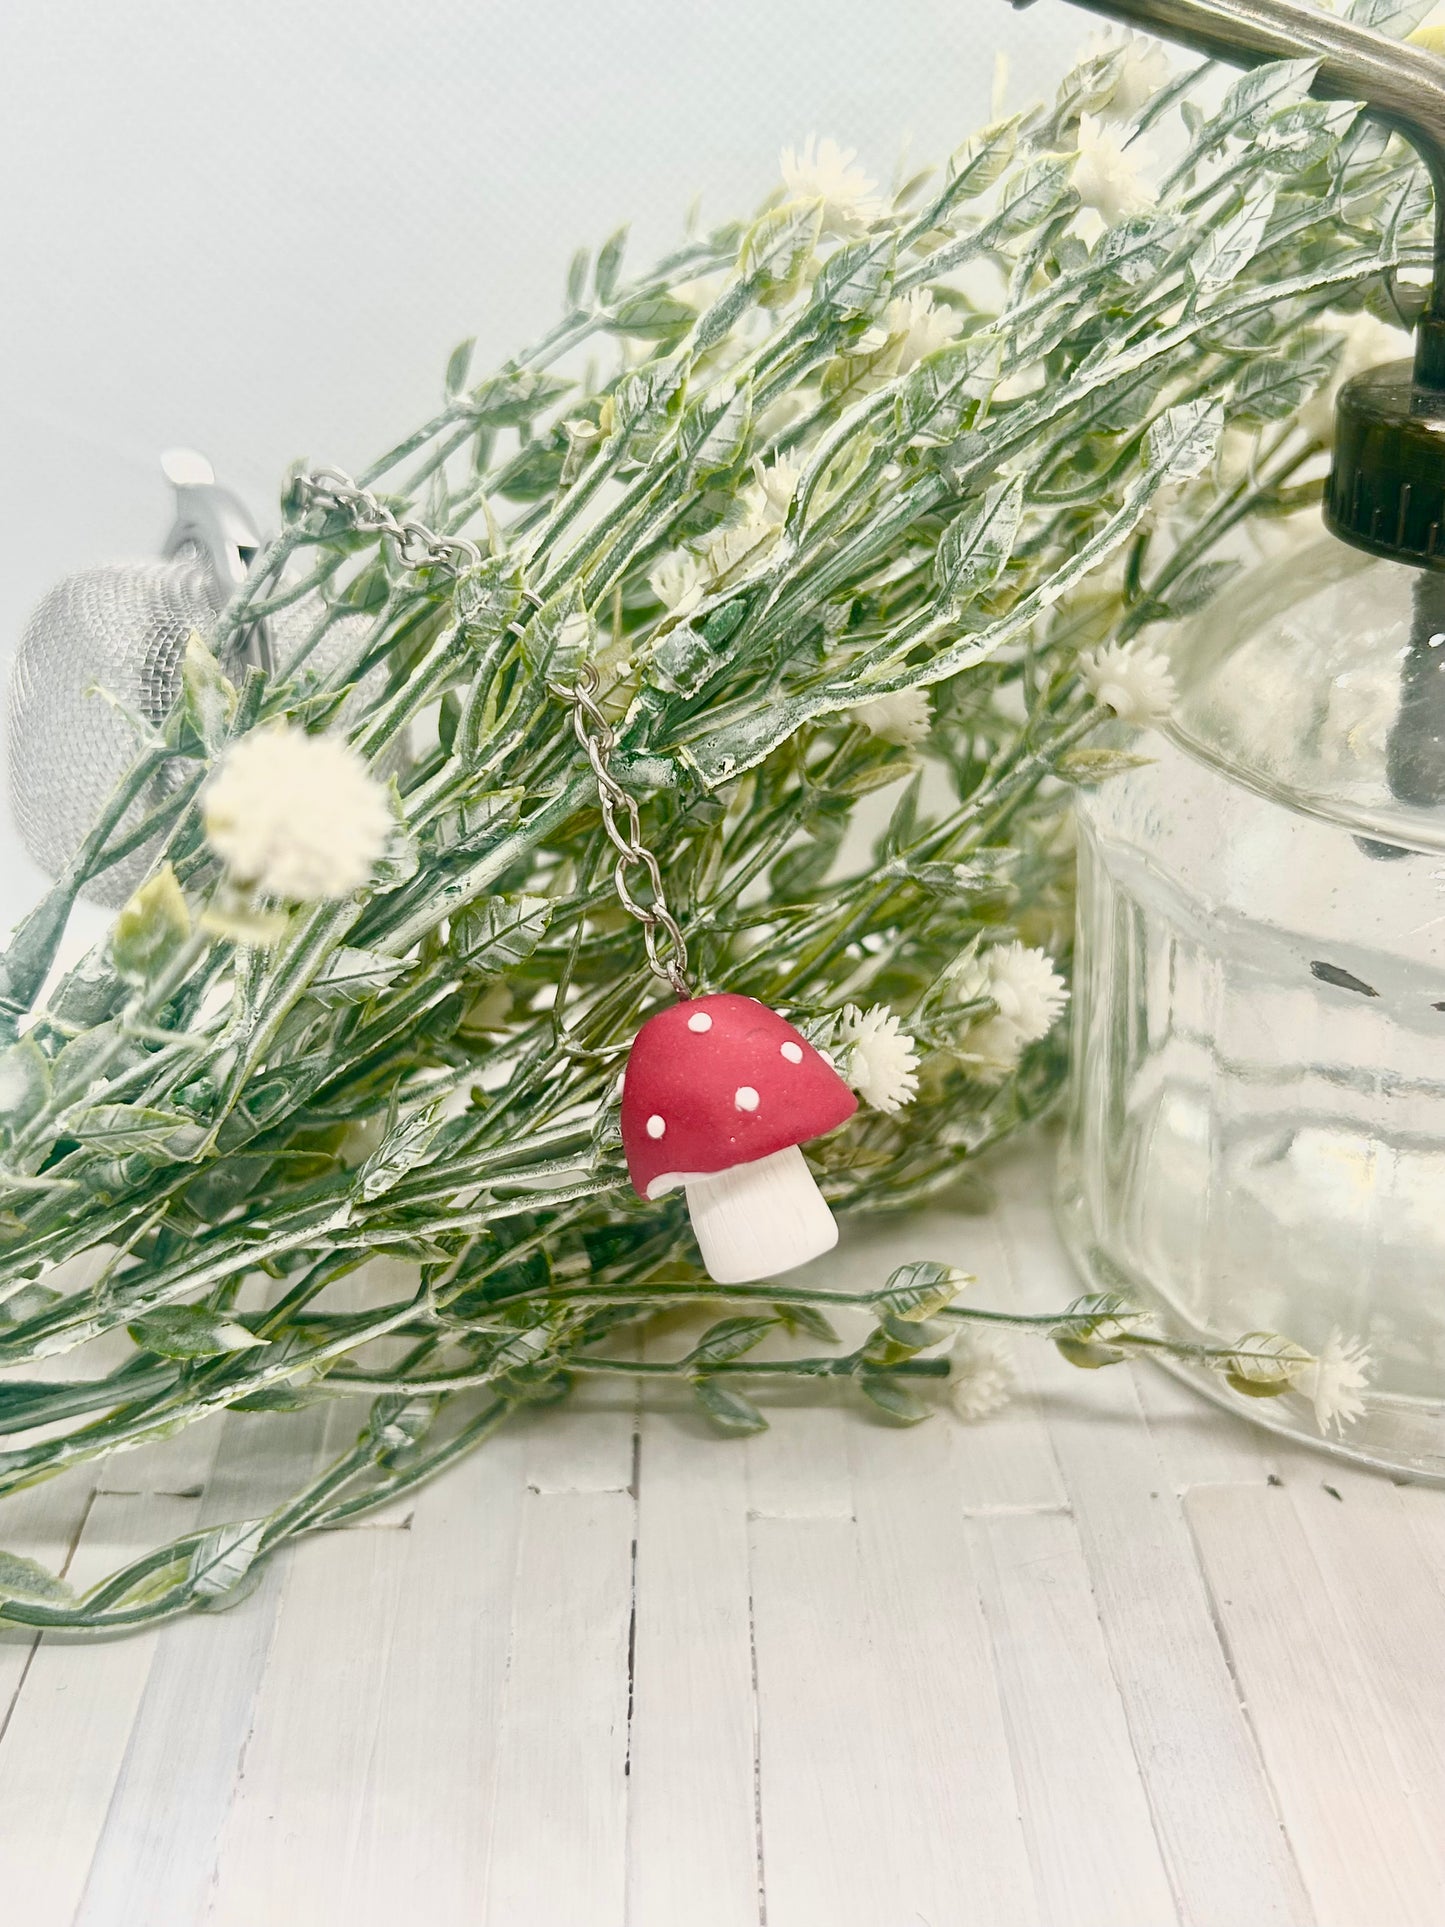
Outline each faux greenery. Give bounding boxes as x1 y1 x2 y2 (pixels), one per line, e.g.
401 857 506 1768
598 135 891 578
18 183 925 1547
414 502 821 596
0 32 1430 1628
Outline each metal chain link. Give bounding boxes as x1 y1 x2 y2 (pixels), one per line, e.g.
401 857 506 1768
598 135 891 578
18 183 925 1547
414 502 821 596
559 659 691 998
291 466 692 999
290 467 484 581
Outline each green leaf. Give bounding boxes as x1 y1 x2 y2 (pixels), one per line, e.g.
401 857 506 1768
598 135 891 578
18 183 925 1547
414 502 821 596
111 865 191 983
1157 558 1241 616
1207 58 1320 145
1187 187 1276 301
692 1377 768 1435
651 622 720 698
309 946 408 1007
444 336 475 397
594 226 628 304
1230 352 1332 425
926 118 1019 225
357 1104 445 1201
1225 1330 1312 1388
128 1304 269 1359
773 1302 839 1344
450 893 553 976
0 1283 62 1327
934 477 1024 606
1055 746 1157 784
876 1260 969 1319
987 156 1074 241
858 1375 931 1423
70 1104 202 1158
1147 398 1223 484
177 631 237 751
518 583 590 681
188 1518 268 1601
608 290 697 340
740 202 822 301
0 1035 51 1134
685 1314 777 1368
683 384 753 482
565 247 589 308
1055 1335 1126 1369
0 1549 73 1605
372 1395 440 1460
1347 0 1432 32
812 238 893 319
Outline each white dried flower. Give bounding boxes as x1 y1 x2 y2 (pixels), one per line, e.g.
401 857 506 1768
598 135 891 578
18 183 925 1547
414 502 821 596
959 1015 1025 1085
881 288 960 374
949 1330 1016 1421
1090 29 1171 120
1297 1329 1372 1436
849 688 932 746
985 941 1069 1045
650 551 706 615
701 502 783 580
1296 311 1412 445
836 1002 920 1112
203 725 392 902
1079 638 1177 725
779 136 881 235
1074 114 1156 225
751 454 802 521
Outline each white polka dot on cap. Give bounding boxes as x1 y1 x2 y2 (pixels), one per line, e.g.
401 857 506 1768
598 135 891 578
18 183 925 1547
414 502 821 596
780 1041 803 1064
687 1011 713 1033
734 1086 760 1112
646 1114 666 1139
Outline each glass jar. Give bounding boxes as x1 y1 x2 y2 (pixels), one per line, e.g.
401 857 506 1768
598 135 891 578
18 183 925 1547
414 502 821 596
1059 532 1445 1479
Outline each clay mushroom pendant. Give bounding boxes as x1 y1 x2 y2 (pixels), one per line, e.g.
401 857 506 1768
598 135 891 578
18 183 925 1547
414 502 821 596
619 992 858 1284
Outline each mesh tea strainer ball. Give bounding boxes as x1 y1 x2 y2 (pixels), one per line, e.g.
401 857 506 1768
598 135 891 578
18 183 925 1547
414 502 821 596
5 451 374 907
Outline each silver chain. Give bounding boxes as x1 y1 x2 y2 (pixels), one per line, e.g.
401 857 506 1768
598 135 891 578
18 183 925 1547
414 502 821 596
291 466 692 1000
560 659 691 998
291 467 485 581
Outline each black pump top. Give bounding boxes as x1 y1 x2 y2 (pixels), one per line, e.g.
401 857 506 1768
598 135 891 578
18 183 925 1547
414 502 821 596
1326 361 1445 569
1013 0 1445 567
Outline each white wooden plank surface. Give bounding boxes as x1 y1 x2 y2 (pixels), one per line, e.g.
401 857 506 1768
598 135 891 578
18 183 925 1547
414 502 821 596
974 1504 1178 1927
0 1492 196 1927
1187 1480 1445 1927
4 1137 1445 1926
848 1414 1042 1927
479 1487 636 1927
995 1159 1317 1927
72 1407 335 1927
626 1399 759 1927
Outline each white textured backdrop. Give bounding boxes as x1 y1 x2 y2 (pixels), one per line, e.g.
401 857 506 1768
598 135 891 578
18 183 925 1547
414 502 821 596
0 0 1084 919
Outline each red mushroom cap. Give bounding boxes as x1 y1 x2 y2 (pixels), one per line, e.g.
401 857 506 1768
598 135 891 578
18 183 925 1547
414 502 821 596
620 993 857 1200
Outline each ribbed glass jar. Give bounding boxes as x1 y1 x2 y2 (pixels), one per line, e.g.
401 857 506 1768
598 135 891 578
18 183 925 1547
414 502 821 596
1059 534 1445 1477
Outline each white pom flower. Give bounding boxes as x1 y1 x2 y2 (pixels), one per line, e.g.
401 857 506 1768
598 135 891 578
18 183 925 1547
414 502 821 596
880 289 960 374
949 1330 1016 1421
836 1003 920 1112
779 135 881 235
1074 114 1156 225
203 725 392 902
986 941 1069 1045
751 454 802 521
650 551 707 615
1079 639 1177 725
1297 311 1412 445
1090 29 1171 120
1297 1329 1372 1436
849 688 933 746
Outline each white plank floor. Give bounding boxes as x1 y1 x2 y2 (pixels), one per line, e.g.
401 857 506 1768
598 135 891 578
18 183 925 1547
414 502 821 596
2 1135 1441 1927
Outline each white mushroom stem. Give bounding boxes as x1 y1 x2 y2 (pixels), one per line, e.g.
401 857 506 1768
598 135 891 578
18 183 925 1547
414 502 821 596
683 1145 839 1285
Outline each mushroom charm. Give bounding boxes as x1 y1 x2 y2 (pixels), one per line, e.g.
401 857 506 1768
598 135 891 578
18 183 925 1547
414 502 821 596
620 993 858 1284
